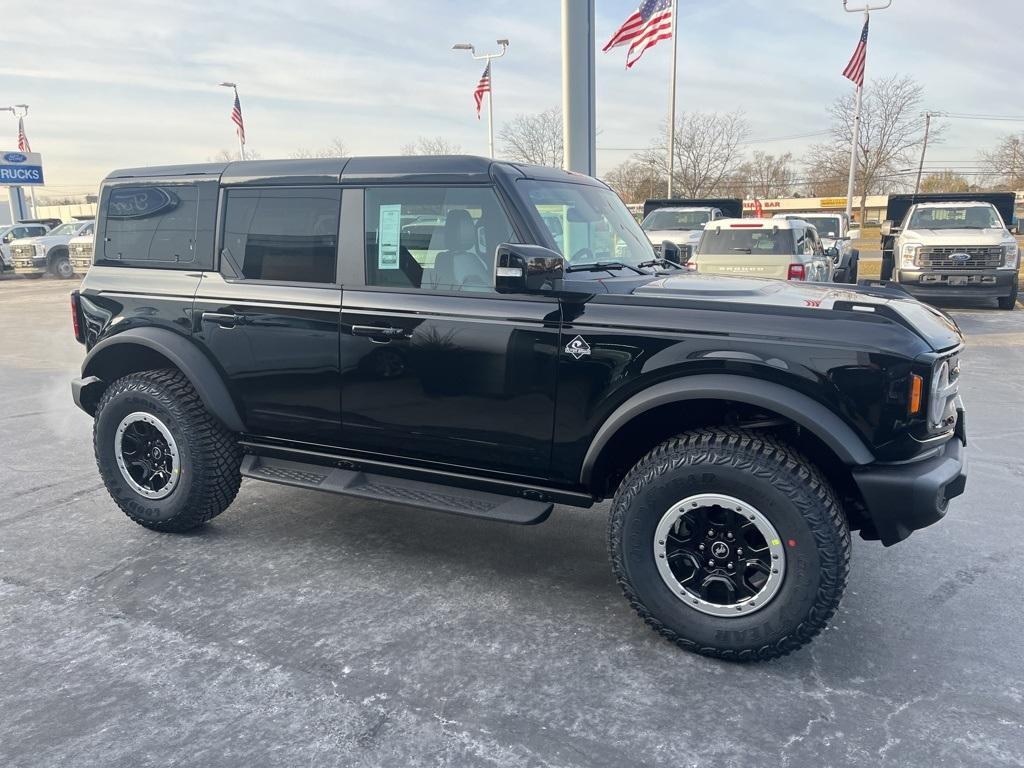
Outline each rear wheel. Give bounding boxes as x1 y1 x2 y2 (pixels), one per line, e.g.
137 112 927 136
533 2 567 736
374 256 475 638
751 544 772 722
608 429 850 661
94 368 242 532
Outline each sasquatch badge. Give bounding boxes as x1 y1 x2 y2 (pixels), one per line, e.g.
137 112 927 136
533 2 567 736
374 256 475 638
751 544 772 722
565 335 591 360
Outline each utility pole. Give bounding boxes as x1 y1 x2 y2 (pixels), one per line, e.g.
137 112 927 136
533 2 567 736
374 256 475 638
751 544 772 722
453 39 510 159
666 0 680 197
842 0 892 224
913 111 934 195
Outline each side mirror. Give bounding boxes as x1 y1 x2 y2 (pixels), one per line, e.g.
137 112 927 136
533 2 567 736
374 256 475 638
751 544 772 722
880 220 896 237
494 243 565 294
827 246 840 258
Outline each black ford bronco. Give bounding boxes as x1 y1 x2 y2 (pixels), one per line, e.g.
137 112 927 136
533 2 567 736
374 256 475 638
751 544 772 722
71 157 967 660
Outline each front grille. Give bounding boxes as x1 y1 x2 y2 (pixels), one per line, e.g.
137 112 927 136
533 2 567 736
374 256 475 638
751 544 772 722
11 244 37 260
70 243 93 258
918 246 1003 269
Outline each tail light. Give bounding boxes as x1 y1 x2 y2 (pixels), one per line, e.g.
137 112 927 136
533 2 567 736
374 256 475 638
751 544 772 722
787 263 806 281
70 291 84 344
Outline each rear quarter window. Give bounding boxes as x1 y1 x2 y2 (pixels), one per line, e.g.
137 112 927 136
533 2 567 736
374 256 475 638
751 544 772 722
96 181 216 269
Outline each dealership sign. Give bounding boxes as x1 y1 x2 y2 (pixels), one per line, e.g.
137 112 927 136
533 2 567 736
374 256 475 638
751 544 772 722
0 151 44 186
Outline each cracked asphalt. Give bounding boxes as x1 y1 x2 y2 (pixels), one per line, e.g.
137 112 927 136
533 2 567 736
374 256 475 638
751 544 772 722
1 278 1022 768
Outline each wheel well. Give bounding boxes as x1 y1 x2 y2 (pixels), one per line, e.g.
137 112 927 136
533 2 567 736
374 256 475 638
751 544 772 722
47 246 68 264
588 399 870 533
86 344 179 385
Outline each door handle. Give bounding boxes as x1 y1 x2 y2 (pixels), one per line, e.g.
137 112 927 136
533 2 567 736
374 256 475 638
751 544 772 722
351 325 408 340
202 311 243 328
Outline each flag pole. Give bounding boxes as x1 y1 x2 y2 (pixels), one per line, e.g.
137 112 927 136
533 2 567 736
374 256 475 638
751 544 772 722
666 0 679 198
487 66 495 159
234 86 246 161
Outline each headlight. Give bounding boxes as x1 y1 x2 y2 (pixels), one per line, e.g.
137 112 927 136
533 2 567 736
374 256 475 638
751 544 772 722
1002 241 1019 269
900 243 922 269
928 358 959 429
37 244 48 257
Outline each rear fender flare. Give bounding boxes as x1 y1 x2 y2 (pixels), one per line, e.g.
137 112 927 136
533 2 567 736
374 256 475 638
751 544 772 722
580 374 876 487
81 327 246 432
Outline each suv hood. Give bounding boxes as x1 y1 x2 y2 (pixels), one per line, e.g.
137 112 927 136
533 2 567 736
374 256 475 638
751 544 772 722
13 233 76 247
902 227 1007 245
632 274 963 352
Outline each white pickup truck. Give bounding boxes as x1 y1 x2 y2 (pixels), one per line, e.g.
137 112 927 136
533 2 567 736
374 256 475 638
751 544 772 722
640 198 740 266
881 193 1019 310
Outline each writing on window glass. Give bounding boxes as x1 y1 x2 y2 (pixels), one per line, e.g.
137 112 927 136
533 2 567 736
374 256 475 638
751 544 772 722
378 204 402 270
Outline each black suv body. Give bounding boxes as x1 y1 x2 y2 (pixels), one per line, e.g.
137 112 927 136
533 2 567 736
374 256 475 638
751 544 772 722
71 156 967 660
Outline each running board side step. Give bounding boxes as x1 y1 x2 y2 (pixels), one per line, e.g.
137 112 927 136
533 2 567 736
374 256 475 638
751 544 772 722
240 455 554 525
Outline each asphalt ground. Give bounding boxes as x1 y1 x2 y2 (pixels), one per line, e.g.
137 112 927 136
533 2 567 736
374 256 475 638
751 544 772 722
1 277 1022 768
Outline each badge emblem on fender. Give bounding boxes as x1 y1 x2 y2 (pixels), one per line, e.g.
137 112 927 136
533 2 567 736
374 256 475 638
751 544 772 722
565 335 591 359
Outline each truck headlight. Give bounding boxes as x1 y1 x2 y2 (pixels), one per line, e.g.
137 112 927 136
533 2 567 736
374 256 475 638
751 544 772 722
928 357 959 429
37 244 48 257
900 242 922 269
1002 242 1019 269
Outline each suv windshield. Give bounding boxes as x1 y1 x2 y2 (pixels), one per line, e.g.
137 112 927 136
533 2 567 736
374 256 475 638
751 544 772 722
520 179 653 266
908 205 1001 230
641 210 710 231
698 227 795 255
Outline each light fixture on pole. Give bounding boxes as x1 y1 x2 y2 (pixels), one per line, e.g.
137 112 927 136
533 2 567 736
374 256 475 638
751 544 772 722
219 82 246 160
842 0 891 224
452 39 509 158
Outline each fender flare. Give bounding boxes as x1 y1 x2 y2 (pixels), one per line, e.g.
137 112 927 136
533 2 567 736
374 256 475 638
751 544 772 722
579 374 876 486
82 327 246 433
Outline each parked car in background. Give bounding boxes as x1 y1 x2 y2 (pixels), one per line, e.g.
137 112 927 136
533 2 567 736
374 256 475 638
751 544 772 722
10 219 94 279
640 198 741 264
881 193 1019 310
694 217 833 282
774 212 860 283
0 221 51 271
68 232 95 275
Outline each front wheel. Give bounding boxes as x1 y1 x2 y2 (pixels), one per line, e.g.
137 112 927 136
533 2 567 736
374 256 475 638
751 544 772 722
51 255 74 279
608 429 850 661
94 368 242 532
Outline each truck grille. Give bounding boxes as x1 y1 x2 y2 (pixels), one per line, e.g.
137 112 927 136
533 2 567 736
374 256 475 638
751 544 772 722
10 244 37 260
918 246 1003 269
70 242 93 258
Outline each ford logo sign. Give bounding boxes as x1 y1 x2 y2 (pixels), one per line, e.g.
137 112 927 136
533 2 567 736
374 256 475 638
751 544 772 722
950 252 970 262
107 186 179 219
3 152 27 163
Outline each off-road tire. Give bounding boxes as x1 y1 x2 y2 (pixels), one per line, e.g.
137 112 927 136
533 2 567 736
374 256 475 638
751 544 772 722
608 429 851 661
847 250 859 283
94 368 242 532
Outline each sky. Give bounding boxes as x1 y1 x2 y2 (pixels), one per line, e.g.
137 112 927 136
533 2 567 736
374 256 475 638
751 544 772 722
0 0 1020 200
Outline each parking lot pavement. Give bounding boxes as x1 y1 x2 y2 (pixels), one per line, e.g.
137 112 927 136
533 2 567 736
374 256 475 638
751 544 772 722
1 279 1022 768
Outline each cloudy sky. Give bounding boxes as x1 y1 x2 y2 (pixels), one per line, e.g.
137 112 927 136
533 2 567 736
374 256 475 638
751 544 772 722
1 0 1020 198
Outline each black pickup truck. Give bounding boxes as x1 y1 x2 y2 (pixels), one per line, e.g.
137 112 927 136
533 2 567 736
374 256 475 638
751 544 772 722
70 157 967 661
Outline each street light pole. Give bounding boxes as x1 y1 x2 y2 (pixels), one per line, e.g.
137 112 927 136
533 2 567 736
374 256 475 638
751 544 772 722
453 39 509 158
842 0 891 225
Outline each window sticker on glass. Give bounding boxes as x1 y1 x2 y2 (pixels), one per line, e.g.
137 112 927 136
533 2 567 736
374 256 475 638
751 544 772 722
378 204 402 270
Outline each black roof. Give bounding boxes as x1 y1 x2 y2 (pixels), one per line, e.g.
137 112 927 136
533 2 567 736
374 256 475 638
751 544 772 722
105 155 606 188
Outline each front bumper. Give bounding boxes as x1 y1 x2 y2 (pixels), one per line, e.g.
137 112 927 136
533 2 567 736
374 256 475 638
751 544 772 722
12 258 46 276
852 424 967 546
70 258 92 272
896 268 1017 299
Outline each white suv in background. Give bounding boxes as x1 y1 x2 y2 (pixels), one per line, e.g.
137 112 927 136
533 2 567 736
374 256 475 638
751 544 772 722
694 218 834 282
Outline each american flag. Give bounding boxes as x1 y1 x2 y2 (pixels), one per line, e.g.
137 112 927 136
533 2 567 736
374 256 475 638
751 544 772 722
231 90 246 144
17 117 30 153
473 62 491 118
603 0 674 69
842 17 869 87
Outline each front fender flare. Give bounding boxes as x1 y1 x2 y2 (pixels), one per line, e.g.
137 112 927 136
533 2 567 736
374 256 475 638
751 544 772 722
81 327 246 433
580 374 876 486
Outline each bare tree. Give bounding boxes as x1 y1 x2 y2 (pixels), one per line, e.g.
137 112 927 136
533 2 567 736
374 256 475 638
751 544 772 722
636 111 749 197
602 160 667 204
808 75 938 220
402 136 462 155
290 137 349 159
919 169 973 194
499 107 563 167
731 152 796 199
209 148 262 162
802 148 850 197
978 133 1024 191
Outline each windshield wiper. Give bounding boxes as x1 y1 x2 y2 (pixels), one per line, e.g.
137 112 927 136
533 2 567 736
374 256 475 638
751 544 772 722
566 261 647 275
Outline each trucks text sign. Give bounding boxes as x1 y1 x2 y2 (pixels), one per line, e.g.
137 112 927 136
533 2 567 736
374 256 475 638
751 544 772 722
0 151 44 186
